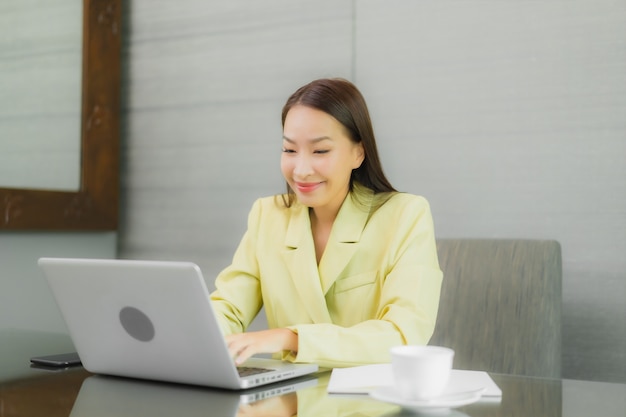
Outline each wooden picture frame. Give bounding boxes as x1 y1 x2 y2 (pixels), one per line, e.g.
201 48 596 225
0 0 121 231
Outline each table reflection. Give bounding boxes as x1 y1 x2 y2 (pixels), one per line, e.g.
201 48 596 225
66 372 560 417
2 364 624 417
67 372 402 417
0 368 87 416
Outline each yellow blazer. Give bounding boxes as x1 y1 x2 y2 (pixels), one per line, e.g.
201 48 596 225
210 185 442 368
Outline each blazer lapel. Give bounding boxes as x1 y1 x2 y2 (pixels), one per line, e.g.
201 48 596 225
281 203 332 324
318 188 374 294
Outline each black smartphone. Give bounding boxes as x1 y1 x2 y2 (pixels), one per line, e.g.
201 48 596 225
30 352 82 368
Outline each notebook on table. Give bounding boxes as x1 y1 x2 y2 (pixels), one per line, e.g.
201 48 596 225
328 364 502 398
38 257 318 389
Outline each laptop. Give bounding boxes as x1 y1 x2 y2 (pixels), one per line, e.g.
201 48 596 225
38 257 318 389
69 373 319 417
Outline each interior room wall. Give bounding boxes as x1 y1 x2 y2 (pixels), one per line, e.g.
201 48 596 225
118 0 625 382
354 0 625 383
0 233 117 333
0 1 117 336
118 0 355 332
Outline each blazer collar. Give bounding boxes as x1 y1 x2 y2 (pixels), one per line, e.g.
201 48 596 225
282 185 374 318
284 183 374 248
318 185 374 292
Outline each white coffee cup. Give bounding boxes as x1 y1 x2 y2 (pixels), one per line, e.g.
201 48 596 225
390 345 455 400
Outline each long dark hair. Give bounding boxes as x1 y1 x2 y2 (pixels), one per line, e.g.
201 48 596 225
280 78 396 206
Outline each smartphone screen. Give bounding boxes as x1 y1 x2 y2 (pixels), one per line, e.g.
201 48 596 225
30 352 82 367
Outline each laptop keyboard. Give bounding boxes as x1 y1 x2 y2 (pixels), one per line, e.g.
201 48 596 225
237 366 274 377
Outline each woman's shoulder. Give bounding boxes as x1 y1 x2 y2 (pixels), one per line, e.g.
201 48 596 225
376 191 430 209
372 191 433 222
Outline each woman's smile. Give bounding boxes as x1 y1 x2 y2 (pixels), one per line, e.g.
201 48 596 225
294 181 323 193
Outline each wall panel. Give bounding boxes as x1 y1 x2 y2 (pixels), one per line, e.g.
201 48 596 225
355 0 625 382
119 0 624 381
118 1 354 331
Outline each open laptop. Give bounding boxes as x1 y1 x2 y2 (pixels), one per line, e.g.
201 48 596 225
70 373 319 417
38 257 318 389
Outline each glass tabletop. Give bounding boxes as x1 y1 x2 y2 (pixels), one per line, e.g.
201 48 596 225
1 330 624 417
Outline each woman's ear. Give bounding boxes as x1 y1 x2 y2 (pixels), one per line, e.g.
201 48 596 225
353 143 365 169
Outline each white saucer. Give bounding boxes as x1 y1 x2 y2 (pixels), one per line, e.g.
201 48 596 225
369 386 484 411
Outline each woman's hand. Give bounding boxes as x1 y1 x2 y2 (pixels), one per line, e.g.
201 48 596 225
225 328 298 365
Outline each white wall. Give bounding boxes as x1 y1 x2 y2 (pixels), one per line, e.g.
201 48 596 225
0 1 117 336
0 233 117 332
0 0 82 191
119 0 354 279
354 0 626 383
118 0 625 382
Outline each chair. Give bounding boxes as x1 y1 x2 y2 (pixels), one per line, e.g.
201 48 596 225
430 239 562 378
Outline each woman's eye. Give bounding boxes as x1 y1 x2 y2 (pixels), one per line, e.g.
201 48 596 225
313 149 329 154
282 148 295 153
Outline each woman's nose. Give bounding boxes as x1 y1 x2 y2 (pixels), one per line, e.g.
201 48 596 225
293 155 314 177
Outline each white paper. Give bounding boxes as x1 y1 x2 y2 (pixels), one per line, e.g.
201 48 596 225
327 364 502 397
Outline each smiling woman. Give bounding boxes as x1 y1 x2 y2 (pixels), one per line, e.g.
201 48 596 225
210 78 443 369
0 0 121 231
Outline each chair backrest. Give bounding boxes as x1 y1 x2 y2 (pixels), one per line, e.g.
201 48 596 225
431 239 562 378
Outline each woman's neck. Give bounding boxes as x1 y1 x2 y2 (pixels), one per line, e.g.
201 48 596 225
310 210 333 265
310 188 350 226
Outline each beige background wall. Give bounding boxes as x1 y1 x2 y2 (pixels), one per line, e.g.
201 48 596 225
0 232 116 333
2 0 621 383
118 0 625 382
0 1 115 335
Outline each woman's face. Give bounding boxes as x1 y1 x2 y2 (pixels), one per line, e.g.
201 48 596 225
281 105 364 217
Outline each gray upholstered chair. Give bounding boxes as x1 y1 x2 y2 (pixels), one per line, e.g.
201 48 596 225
430 239 562 378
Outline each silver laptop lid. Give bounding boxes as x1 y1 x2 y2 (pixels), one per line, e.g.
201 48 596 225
38 258 317 389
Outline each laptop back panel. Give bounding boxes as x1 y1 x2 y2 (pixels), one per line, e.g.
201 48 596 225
38 258 317 389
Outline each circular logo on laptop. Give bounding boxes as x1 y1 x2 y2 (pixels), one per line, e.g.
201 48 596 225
119 306 155 342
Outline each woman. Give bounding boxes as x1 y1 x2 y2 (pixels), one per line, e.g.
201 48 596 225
210 78 442 369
